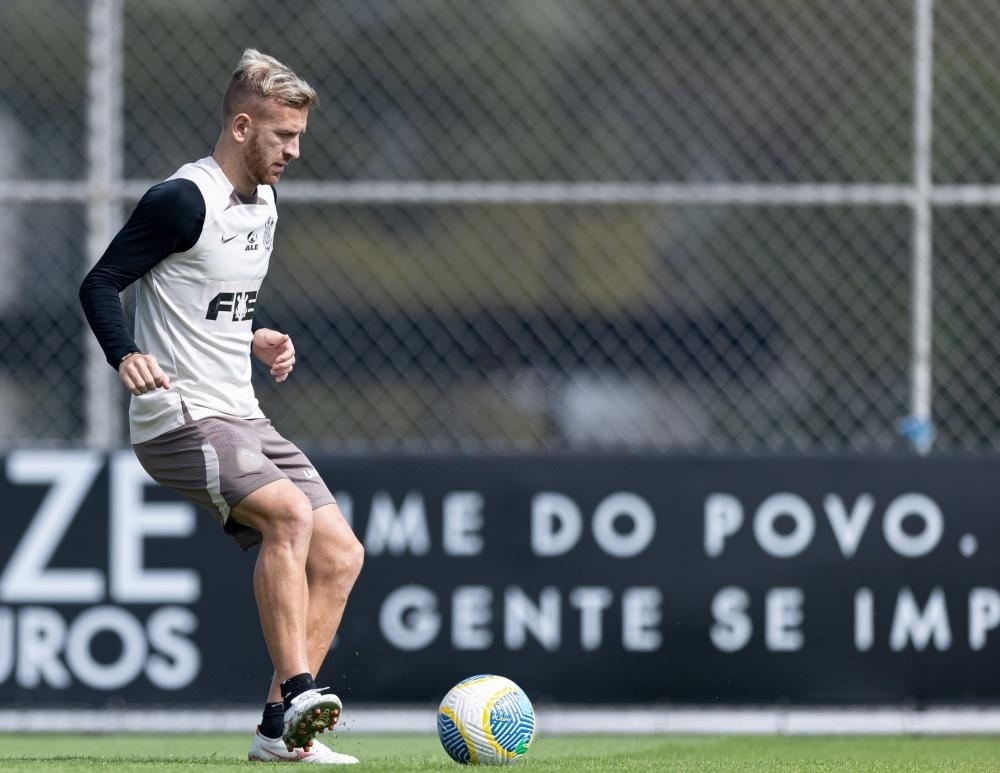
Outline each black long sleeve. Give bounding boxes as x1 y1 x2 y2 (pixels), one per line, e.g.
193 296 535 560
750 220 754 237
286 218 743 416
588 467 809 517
79 178 205 368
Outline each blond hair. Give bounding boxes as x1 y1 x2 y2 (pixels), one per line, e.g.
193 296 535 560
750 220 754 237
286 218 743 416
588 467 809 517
222 48 318 120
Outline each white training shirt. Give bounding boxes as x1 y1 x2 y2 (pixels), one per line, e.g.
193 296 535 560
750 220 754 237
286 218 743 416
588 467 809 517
106 157 277 443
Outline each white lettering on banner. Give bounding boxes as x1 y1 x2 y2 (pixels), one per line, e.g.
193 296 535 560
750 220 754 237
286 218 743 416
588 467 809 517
339 490 486 557
890 588 951 651
570 587 614 650
452 586 493 649
701 485 1000 660
2 451 200 604
622 587 662 651
443 492 485 556
0 450 201 691
855 588 875 651
754 495 815 558
379 584 663 653
363 492 431 555
66 606 146 689
882 495 943 557
704 494 743 557
710 587 752 652
856 587 1000 652
145 606 200 688
379 584 439 650
766 588 804 651
970 588 1000 651
2 604 198 689
531 493 583 556
531 492 656 557
704 492 945 558
592 493 656 558
1 451 104 602
716 586 1000 653
110 454 199 603
18 606 69 687
824 494 876 558
505 587 561 651
0 608 10 682
709 587 804 652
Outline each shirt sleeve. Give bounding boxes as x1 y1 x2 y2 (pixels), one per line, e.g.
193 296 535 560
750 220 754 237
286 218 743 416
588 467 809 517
79 178 205 368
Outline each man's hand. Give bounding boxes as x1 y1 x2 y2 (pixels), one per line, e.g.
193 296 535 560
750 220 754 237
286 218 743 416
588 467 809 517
118 353 170 395
252 328 296 383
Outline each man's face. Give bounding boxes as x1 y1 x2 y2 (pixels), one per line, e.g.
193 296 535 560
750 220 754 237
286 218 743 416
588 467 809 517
243 102 309 187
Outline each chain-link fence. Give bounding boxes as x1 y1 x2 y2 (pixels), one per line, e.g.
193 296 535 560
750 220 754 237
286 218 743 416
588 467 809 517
2 0 997 453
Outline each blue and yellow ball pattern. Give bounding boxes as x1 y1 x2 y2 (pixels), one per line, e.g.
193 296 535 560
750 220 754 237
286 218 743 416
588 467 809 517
437 674 536 765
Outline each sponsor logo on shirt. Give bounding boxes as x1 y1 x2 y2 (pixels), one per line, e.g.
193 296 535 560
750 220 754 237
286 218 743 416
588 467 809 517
205 290 257 322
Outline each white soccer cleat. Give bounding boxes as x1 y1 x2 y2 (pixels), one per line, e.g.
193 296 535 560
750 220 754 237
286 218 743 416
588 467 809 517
282 688 344 752
248 726 359 764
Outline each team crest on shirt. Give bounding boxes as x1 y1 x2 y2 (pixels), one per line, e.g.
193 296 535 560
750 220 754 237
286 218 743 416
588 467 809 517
263 216 274 251
233 292 250 321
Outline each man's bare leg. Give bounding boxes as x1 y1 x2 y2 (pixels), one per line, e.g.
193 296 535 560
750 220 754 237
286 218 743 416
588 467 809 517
231 478 315 684
263 502 364 712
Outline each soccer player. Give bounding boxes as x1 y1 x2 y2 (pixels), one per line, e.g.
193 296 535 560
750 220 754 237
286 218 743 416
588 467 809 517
79 49 363 765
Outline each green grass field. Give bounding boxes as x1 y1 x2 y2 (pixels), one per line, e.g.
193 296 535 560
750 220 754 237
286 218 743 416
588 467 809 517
1 733 1000 772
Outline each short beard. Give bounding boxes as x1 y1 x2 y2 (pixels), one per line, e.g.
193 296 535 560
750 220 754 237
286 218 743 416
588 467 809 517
244 135 269 188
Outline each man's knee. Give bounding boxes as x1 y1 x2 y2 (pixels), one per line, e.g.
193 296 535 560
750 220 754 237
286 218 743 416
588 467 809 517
273 499 316 541
240 486 315 545
332 530 365 579
310 530 364 586
343 534 364 579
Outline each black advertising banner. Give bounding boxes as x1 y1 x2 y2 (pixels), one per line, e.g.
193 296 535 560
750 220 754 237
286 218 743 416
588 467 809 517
1 450 999 707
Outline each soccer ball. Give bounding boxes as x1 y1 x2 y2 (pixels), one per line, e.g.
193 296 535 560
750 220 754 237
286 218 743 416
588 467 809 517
437 674 536 765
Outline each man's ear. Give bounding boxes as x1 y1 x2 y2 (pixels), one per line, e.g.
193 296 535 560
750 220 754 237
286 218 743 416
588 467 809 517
231 112 252 143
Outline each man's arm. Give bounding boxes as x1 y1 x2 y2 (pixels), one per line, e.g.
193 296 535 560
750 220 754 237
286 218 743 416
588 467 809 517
79 178 205 368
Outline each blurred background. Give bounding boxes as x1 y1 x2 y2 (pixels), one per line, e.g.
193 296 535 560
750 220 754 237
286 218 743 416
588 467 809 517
3 0 1000 722
5 0 1000 456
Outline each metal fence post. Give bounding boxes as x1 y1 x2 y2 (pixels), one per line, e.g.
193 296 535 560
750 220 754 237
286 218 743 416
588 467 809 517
904 0 936 455
83 0 124 449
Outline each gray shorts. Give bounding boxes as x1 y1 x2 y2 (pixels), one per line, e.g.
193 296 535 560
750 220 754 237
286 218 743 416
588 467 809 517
133 415 335 550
